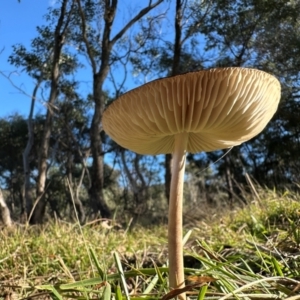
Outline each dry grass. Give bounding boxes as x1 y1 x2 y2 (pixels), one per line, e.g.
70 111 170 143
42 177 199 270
0 188 300 299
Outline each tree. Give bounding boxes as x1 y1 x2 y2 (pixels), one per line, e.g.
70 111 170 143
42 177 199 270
0 115 30 217
32 0 78 223
0 189 12 227
52 90 91 223
164 0 213 205
198 0 300 190
9 0 80 223
4 0 300 225
129 0 212 204
75 0 163 219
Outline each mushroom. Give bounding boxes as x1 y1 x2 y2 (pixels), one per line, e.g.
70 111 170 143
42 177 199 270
102 67 281 298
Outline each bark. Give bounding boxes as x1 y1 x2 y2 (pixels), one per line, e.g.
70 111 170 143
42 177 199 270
0 189 12 227
76 0 163 219
30 0 74 224
89 77 112 218
23 77 42 221
172 0 183 76
165 154 172 203
164 0 183 204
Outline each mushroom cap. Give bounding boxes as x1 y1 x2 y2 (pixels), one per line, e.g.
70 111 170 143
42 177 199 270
103 68 281 155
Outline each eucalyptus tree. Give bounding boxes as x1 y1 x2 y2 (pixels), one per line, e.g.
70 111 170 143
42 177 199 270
0 115 29 217
164 0 213 203
51 86 91 223
252 1 300 187
9 0 81 223
132 0 300 199
8 49 44 219
198 0 270 195
74 0 163 218
0 115 43 219
198 0 300 189
129 0 213 203
0 189 12 227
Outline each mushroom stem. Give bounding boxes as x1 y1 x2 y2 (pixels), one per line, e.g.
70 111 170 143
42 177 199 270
168 132 188 299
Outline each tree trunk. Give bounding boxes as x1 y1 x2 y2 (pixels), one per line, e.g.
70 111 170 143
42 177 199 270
76 0 163 219
23 78 42 222
0 189 12 227
164 0 183 204
165 154 172 203
31 0 72 224
31 95 56 224
89 76 111 219
224 153 234 206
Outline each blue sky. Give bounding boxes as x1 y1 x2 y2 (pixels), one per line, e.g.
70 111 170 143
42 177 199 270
0 1 172 119
0 1 52 117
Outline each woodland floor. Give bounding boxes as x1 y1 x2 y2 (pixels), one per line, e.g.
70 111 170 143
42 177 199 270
1 188 300 300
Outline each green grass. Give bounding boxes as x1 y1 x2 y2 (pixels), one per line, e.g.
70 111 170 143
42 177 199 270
1 189 300 299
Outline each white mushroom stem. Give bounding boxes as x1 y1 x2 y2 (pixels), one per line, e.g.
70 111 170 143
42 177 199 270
168 132 188 298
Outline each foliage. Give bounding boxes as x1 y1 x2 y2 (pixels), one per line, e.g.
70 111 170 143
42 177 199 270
0 115 43 208
199 0 300 190
2 0 300 223
0 115 28 178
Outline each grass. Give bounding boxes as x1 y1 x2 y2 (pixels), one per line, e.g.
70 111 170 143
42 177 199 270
1 188 300 300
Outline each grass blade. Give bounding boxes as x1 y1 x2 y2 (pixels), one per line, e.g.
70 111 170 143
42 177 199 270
114 251 130 300
90 247 105 280
101 282 111 300
197 284 208 300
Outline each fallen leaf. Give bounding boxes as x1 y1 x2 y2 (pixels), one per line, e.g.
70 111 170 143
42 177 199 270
162 276 217 300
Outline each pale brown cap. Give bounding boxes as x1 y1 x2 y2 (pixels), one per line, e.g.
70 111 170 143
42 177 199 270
102 68 281 155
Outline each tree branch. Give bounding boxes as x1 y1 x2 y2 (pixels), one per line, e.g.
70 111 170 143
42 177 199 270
75 0 97 73
111 0 163 45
